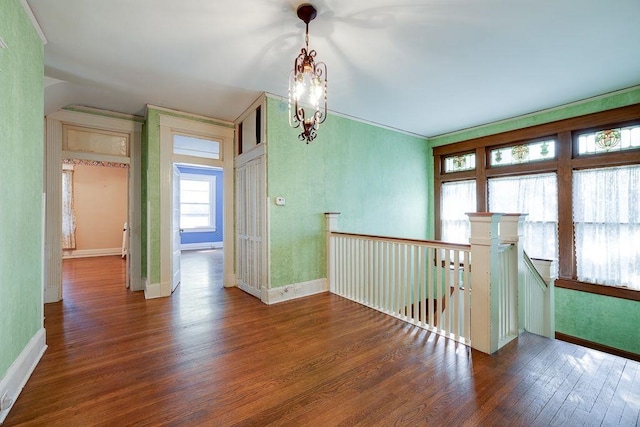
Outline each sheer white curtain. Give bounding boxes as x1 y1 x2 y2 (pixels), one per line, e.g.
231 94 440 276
62 168 76 250
488 173 558 275
441 180 476 244
573 165 640 290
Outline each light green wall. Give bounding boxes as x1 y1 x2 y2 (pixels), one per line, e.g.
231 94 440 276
0 0 44 378
555 289 640 354
143 109 161 284
428 86 640 356
266 97 429 288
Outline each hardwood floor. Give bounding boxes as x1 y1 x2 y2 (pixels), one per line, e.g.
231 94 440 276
5 251 640 426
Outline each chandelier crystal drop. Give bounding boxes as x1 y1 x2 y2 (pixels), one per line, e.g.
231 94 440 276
288 3 327 144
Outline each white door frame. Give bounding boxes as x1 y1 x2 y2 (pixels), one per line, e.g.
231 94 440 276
154 113 235 298
44 108 143 303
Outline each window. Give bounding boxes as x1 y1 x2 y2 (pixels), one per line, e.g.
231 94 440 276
433 105 640 299
62 165 76 249
490 139 555 167
488 173 558 275
173 134 220 160
576 125 640 156
180 174 216 230
441 180 476 244
444 152 476 173
573 165 640 289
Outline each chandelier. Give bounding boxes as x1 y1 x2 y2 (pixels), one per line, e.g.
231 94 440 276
288 3 327 144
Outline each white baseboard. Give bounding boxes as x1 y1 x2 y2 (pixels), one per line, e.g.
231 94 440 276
262 278 328 305
63 248 121 259
0 328 47 424
224 273 237 288
180 242 223 251
144 281 161 299
237 281 261 299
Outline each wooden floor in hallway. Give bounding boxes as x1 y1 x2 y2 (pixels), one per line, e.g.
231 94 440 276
5 251 640 426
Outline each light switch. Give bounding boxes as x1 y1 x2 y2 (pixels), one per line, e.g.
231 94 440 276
275 197 286 206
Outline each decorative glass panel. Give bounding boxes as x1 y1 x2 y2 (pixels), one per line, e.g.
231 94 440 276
490 139 555 167
444 153 476 173
577 125 640 156
64 128 128 157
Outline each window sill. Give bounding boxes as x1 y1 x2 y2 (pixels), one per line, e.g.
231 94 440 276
555 278 640 302
181 228 216 233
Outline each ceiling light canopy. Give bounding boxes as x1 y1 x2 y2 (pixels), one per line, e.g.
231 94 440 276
288 3 327 144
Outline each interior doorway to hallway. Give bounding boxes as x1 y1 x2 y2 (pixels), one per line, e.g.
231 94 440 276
172 163 225 294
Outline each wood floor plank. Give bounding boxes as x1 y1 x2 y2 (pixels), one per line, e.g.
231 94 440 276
5 252 640 426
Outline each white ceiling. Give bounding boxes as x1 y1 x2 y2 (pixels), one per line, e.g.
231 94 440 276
28 0 640 137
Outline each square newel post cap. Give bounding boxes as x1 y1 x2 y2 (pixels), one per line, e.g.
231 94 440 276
499 213 528 243
325 212 340 232
466 212 503 246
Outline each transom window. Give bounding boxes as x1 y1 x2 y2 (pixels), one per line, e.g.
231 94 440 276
490 139 555 167
444 152 476 173
576 125 640 156
173 134 220 160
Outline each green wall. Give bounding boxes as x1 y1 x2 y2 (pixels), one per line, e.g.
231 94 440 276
556 289 640 354
428 86 640 356
143 108 161 284
0 0 44 377
266 97 430 288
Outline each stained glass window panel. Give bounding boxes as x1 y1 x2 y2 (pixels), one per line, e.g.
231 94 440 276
444 153 476 173
490 140 555 167
577 125 640 156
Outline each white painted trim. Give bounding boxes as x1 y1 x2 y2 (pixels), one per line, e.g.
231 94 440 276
45 108 143 301
19 0 47 44
180 242 223 251
61 151 130 165
0 328 47 424
148 104 234 128
225 273 237 288
62 248 122 259
64 105 144 123
144 282 162 299
235 143 265 166
158 111 236 298
261 278 328 305
238 281 261 299
48 109 141 133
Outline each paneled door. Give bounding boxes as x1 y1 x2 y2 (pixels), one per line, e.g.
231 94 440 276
235 155 265 299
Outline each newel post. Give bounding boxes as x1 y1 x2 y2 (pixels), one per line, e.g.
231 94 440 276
499 214 527 339
467 212 503 354
325 213 340 293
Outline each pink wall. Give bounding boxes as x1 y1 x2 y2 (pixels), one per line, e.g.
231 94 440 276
73 164 127 251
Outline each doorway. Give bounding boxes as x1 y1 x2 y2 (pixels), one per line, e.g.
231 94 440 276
150 111 234 299
172 164 225 295
45 109 142 303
